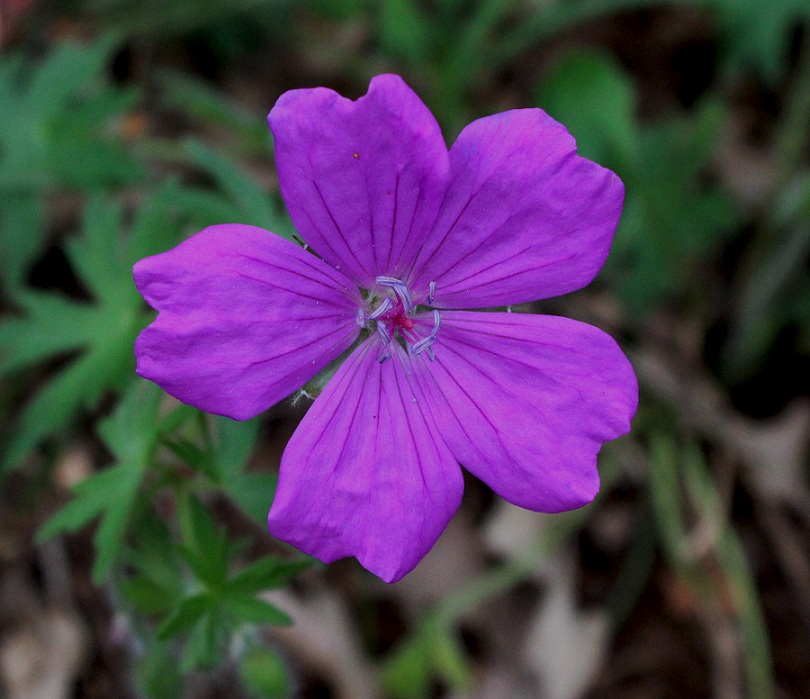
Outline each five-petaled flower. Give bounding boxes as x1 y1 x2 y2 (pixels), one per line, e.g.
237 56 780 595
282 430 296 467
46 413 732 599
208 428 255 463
134 75 638 583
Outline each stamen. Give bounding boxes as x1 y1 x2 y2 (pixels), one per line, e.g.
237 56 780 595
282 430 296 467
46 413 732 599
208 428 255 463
362 279 442 363
411 336 435 358
429 309 441 335
376 321 393 363
368 296 393 321
376 322 391 345
376 276 413 313
411 310 442 361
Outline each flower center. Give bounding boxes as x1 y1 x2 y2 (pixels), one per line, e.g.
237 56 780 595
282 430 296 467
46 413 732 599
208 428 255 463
356 277 441 363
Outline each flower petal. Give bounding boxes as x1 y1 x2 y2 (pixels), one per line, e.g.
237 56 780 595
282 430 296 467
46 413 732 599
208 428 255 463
414 311 637 512
268 74 450 288
134 224 361 420
412 110 624 308
268 339 464 583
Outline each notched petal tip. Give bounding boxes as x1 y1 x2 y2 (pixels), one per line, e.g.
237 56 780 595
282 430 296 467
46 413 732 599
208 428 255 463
414 108 626 308
267 74 451 286
412 311 635 514
132 223 361 420
267 341 464 583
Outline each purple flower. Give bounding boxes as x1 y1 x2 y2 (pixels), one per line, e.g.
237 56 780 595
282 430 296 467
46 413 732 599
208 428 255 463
134 75 637 583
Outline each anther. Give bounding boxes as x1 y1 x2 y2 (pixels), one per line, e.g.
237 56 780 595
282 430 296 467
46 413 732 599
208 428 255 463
376 276 413 313
411 310 442 361
367 296 393 321
356 308 366 327
427 281 436 305
376 322 391 346
429 309 441 336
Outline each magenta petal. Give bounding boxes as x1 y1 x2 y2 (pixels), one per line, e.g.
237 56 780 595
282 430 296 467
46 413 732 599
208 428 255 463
134 224 361 420
268 74 450 288
268 340 464 583
412 110 624 308
415 312 637 512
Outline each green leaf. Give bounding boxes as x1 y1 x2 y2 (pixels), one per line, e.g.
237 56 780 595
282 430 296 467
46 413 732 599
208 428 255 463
535 48 738 314
120 577 178 615
37 380 164 582
157 593 212 640
239 647 291 699
0 36 144 191
136 639 184 699
226 473 278 524
180 610 227 672
378 0 435 67
162 424 221 480
0 195 43 293
207 416 276 523
184 139 296 239
706 0 810 81
227 557 311 595
0 291 99 375
0 185 193 471
381 621 471 699
37 466 125 539
223 594 292 626
0 36 145 292
178 493 229 589
212 415 260 480
430 627 470 690
622 104 736 311
122 507 186 602
27 36 118 120
158 70 269 149
380 634 432 699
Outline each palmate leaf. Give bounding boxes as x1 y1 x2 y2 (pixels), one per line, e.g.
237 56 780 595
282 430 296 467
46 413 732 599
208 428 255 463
0 37 145 291
119 491 305 675
178 493 231 589
156 493 307 671
163 415 275 523
0 184 190 471
0 195 43 292
211 416 278 524
157 594 212 640
0 36 143 189
37 380 164 582
120 507 187 616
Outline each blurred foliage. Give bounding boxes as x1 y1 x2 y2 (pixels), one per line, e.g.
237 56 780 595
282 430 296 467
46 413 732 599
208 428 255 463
0 37 144 291
649 435 773 698
1 0 809 696
537 49 739 312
